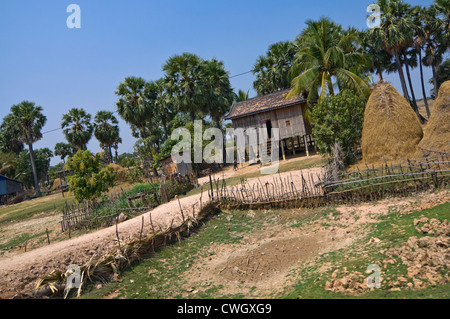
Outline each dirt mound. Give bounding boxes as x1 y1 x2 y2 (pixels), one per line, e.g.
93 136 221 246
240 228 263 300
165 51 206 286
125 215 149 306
218 235 322 284
416 80 450 157
361 82 423 164
325 268 368 294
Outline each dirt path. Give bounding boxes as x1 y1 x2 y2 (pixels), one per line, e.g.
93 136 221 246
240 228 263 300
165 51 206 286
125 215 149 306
0 165 324 298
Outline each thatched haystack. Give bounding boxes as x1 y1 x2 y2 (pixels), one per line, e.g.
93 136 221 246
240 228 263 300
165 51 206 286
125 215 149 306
361 82 423 164
415 80 450 157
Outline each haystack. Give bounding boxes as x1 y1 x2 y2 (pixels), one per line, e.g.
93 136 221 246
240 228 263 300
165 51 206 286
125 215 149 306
415 80 450 157
361 82 423 164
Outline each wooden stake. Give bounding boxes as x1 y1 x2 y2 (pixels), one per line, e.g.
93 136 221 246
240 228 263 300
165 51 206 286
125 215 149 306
46 228 50 245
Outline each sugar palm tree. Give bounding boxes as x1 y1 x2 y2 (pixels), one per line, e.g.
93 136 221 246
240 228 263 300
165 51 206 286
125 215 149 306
253 41 297 96
368 0 415 103
61 108 93 150
8 101 47 196
115 76 152 138
163 53 205 123
287 18 370 105
147 78 174 141
54 142 77 163
93 111 120 163
201 59 235 130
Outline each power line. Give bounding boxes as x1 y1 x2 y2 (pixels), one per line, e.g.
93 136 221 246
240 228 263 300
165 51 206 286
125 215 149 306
42 127 62 135
229 70 253 79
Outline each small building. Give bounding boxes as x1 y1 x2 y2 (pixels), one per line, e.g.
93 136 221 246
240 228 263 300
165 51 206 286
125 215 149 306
160 154 193 176
0 174 23 203
224 89 313 162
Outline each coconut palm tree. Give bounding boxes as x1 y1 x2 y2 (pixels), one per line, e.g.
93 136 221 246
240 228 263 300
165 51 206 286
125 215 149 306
115 76 153 138
287 18 370 105
61 108 94 150
235 89 250 102
253 41 297 96
163 53 205 123
93 111 120 163
8 101 47 196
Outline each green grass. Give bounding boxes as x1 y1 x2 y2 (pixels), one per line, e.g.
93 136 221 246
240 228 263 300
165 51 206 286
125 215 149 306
0 231 47 251
0 195 74 225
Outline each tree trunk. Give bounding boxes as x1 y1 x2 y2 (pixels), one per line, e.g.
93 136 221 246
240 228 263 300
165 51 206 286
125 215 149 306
190 111 196 123
403 53 424 123
109 146 113 164
377 70 384 82
395 53 411 104
418 49 431 118
431 64 439 98
28 142 41 197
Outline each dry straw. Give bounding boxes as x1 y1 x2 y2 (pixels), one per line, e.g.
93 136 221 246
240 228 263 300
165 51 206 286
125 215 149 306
361 82 423 164
415 80 450 157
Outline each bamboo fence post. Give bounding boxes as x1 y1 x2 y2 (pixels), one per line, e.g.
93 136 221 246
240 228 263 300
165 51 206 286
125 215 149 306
46 228 50 245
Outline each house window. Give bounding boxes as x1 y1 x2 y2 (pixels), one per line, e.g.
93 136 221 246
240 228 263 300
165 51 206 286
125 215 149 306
286 120 291 127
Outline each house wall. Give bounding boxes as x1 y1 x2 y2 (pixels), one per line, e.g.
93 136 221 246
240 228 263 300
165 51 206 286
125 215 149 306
0 176 23 196
231 103 309 141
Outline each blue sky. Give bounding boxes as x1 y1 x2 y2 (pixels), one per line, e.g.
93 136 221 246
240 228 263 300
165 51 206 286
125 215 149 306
0 0 436 165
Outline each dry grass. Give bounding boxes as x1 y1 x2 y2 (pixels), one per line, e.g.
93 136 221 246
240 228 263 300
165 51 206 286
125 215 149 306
361 82 423 164
415 80 450 157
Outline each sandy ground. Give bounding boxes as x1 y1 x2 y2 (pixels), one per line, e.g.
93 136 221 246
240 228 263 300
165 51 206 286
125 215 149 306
0 159 323 298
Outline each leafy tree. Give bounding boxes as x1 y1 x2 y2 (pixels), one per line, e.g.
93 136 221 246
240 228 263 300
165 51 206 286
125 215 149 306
65 150 116 202
7 101 47 196
54 142 77 163
253 41 297 96
94 110 121 163
61 108 94 150
287 18 370 110
430 58 450 98
311 90 367 164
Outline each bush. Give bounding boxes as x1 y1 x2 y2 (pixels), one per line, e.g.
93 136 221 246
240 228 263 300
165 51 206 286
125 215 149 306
311 90 367 165
65 150 116 202
127 167 144 184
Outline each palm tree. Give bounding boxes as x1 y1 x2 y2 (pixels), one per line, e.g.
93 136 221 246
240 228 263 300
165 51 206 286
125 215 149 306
61 108 94 150
0 114 25 154
423 1 448 96
253 41 297 96
369 0 412 98
93 111 120 163
235 89 250 102
201 59 235 130
360 30 393 82
148 79 174 141
411 5 431 118
54 142 77 163
287 18 370 105
9 101 47 196
163 53 205 123
115 76 152 138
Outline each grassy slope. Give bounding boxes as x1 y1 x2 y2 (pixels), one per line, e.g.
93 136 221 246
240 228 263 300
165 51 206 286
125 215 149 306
79 201 449 299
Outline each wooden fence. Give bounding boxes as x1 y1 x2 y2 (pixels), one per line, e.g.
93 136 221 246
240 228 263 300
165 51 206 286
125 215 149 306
209 155 450 210
60 189 161 233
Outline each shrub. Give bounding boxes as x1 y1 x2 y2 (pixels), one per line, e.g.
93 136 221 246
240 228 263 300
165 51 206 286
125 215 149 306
311 90 367 165
65 150 116 202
